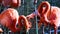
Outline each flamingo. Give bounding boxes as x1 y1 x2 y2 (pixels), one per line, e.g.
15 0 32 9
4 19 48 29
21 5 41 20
38 1 60 34
0 8 31 32
0 8 21 32
26 1 60 34
2 0 21 8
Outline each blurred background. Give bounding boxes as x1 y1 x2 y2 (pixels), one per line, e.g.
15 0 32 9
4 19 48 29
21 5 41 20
0 0 60 34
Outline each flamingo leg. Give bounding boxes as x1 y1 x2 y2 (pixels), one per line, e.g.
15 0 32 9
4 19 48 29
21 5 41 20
54 27 58 34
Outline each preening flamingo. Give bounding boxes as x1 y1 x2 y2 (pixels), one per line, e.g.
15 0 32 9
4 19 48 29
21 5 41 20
26 1 60 34
38 1 60 34
0 8 21 32
0 8 31 32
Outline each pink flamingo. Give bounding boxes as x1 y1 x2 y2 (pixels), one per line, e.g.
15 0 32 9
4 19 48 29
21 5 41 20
2 0 21 8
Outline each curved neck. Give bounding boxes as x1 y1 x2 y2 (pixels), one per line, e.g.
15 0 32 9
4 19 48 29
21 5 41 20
38 1 50 16
19 15 28 29
18 15 31 32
